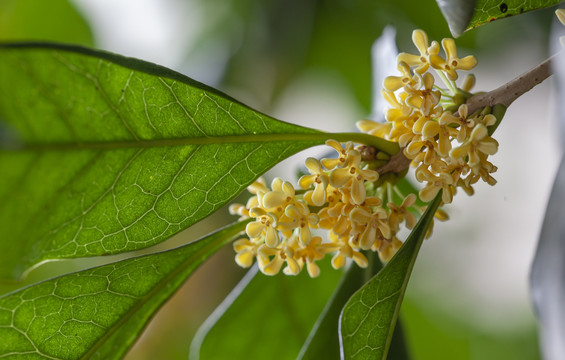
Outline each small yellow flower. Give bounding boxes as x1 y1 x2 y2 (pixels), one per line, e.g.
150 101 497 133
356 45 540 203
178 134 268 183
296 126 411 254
378 236 404 262
422 119 458 157
299 157 329 206
296 236 339 278
257 242 302 276
404 135 438 165
438 105 475 143
383 61 417 92
404 72 441 116
329 149 379 205
387 193 417 232
261 178 297 213
282 203 319 245
246 207 280 248
349 206 391 250
233 238 260 268
329 232 368 269
397 29 440 74
383 90 413 124
416 166 455 204
450 124 498 170
429 38 477 81
321 140 355 170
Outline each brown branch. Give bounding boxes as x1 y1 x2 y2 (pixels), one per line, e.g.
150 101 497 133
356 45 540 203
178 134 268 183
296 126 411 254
377 150 412 175
465 52 559 115
377 52 560 176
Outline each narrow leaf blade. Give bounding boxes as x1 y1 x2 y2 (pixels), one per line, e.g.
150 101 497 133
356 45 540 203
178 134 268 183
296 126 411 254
192 259 343 360
0 43 326 279
298 253 383 360
0 220 247 359
339 194 442 360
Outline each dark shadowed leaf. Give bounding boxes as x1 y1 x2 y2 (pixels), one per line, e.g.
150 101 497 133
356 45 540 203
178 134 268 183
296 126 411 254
339 193 442 360
0 43 340 280
0 220 247 359
298 253 383 360
191 259 343 360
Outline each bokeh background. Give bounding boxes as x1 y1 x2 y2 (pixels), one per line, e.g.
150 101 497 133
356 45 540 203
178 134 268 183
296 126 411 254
0 0 562 359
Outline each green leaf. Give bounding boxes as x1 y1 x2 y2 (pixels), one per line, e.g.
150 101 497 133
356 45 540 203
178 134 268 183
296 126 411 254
466 0 561 31
339 193 442 360
298 253 383 360
0 220 247 359
0 43 339 280
191 259 343 360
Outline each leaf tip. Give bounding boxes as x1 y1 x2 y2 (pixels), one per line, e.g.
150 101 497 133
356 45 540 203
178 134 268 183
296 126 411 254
435 0 478 37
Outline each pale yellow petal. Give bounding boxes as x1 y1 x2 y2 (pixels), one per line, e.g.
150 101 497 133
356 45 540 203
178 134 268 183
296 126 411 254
419 184 441 202
306 260 320 278
412 29 429 55
329 168 351 188
311 183 327 206
557 9 565 25
235 251 255 268
383 76 405 92
265 226 280 248
246 221 264 239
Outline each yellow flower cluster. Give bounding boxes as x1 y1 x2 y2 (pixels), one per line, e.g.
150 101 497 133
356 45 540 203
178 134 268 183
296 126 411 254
230 29 500 278
358 29 499 204
230 140 420 277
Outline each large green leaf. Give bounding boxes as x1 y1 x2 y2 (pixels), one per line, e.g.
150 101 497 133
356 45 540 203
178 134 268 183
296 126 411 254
0 220 247 359
466 0 561 31
0 43 355 280
339 193 442 360
191 259 343 359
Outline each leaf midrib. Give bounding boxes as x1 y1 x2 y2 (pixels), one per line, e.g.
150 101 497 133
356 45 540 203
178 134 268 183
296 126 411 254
3 132 399 154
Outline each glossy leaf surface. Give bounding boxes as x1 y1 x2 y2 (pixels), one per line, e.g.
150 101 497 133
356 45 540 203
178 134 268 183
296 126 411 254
298 253 382 360
339 194 442 360
0 220 246 359
467 0 561 31
0 43 327 280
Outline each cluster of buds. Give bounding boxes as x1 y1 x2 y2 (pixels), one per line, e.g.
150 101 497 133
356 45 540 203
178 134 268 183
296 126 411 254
230 29 500 277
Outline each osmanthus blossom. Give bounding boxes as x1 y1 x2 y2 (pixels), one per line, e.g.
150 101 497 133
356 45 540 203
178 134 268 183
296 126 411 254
329 149 379 205
229 28 500 277
429 38 478 81
299 157 329 206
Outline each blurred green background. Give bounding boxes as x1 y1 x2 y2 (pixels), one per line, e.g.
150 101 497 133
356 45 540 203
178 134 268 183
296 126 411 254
1 0 561 358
